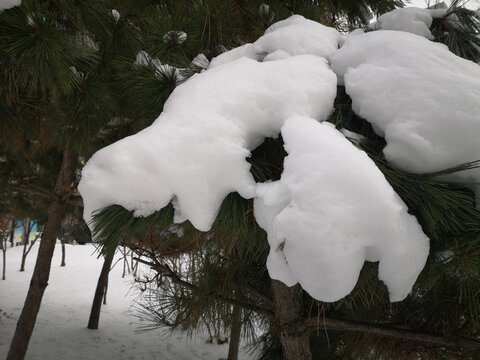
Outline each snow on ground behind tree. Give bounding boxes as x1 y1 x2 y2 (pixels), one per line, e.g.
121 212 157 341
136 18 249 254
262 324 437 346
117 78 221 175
0 243 253 360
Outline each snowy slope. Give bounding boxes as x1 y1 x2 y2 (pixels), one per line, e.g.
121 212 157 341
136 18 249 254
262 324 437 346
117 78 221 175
0 243 253 360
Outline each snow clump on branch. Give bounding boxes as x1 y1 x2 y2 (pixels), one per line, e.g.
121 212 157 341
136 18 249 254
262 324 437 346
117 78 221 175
255 117 429 302
78 11 480 303
330 30 480 204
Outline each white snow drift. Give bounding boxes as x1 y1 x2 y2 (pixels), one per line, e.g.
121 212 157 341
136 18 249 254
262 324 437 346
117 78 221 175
77 11 480 303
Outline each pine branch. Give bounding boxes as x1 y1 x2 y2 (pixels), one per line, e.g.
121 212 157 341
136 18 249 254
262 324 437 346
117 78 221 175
304 317 472 349
133 256 273 317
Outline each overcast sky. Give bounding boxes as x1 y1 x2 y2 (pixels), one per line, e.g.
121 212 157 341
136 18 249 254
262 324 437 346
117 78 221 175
406 0 479 9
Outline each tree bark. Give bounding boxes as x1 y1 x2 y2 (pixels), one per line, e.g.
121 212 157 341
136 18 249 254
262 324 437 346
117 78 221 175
103 277 108 305
227 303 242 360
271 280 311 360
9 223 15 247
2 239 6 280
60 239 66 267
6 150 76 360
20 219 31 272
19 250 26 272
87 249 115 329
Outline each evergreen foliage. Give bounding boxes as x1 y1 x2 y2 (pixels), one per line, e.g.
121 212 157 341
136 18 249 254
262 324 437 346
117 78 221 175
3 0 480 359
430 0 480 62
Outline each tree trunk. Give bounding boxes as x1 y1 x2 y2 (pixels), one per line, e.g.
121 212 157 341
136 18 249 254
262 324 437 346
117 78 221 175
271 280 311 360
227 303 242 360
20 219 31 272
6 150 76 360
20 249 26 272
60 239 66 267
103 277 108 305
2 242 6 280
9 221 15 247
87 249 115 329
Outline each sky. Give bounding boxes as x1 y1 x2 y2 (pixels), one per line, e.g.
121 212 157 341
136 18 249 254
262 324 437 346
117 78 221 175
406 0 479 9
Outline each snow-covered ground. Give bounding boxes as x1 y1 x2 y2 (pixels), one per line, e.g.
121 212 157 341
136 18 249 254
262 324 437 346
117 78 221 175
0 243 253 360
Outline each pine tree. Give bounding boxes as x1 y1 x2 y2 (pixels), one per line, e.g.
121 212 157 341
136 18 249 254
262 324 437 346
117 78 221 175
3 1 479 359
85 2 480 360
0 1 144 358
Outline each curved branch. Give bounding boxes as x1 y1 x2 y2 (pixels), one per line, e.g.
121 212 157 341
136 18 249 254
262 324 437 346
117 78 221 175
304 317 463 348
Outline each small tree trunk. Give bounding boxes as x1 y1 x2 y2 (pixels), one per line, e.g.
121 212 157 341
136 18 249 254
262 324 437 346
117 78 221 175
20 249 26 272
20 219 32 272
271 280 311 360
87 249 115 329
121 245 126 278
60 239 66 267
9 221 15 248
227 303 242 360
6 150 76 360
103 277 108 305
2 241 6 280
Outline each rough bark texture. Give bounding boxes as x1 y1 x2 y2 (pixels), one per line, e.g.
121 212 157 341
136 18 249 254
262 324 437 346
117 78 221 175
227 303 242 360
87 249 115 329
271 280 311 360
6 150 76 360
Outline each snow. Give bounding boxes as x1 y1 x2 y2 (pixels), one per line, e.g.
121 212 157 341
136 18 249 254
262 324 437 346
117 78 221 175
407 1 480 11
79 54 337 231
210 15 343 68
0 0 21 12
134 51 183 80
369 7 434 39
163 31 187 45
254 118 429 302
80 15 469 304
191 54 209 69
259 3 271 17
134 50 151 66
330 30 480 203
0 243 253 359
111 9 120 22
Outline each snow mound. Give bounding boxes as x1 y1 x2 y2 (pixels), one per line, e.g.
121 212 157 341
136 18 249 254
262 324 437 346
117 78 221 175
79 55 337 230
330 30 480 202
255 117 430 302
210 15 342 68
369 7 433 39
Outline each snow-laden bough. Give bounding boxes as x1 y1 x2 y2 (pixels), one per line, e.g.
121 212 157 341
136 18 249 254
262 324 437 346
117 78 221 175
79 16 432 303
79 54 337 231
255 117 429 302
330 30 480 204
